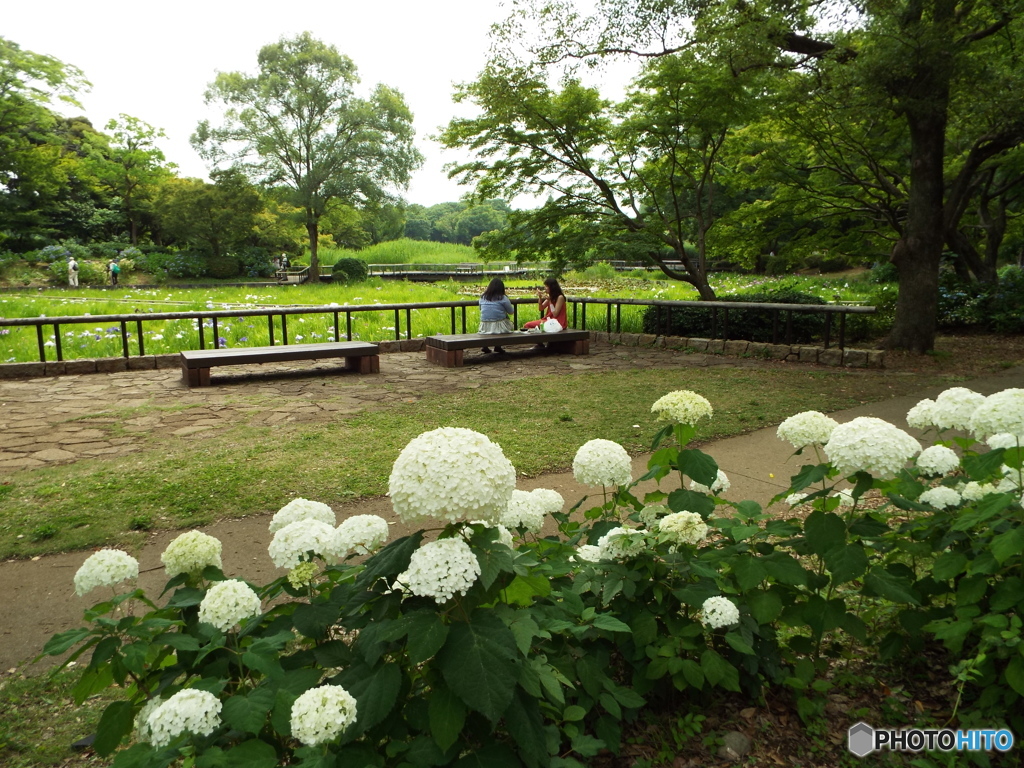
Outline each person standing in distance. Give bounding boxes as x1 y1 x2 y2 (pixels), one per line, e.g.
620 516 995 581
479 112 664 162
67 256 79 288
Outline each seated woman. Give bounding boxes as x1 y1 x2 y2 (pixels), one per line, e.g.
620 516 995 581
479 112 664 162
478 278 514 354
522 277 567 332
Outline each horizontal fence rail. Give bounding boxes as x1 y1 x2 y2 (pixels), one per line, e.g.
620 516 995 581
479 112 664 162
0 297 875 363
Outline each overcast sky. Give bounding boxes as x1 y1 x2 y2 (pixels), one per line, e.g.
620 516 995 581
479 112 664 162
5 0 525 206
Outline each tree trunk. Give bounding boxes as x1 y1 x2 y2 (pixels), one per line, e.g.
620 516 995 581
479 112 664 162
306 216 320 280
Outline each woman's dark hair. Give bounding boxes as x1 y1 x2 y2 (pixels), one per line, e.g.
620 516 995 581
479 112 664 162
483 278 506 301
544 277 564 300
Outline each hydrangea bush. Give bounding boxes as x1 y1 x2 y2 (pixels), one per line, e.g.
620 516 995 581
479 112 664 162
44 390 1024 766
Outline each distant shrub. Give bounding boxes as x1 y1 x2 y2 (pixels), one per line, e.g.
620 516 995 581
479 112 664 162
936 265 1024 333
36 245 71 263
583 262 618 280
92 241 132 260
332 257 369 283
49 260 108 285
642 288 829 344
206 253 241 279
868 261 899 283
802 252 853 273
135 250 207 279
236 248 275 278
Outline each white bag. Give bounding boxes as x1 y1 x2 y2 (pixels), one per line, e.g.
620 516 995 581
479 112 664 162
542 318 562 333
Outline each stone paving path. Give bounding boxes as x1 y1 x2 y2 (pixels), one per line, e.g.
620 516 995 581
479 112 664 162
0 343 772 470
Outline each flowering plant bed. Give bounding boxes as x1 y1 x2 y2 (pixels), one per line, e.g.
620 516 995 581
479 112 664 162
42 386 1024 766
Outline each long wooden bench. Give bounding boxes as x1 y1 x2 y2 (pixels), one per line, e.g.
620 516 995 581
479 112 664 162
180 341 379 387
424 330 590 368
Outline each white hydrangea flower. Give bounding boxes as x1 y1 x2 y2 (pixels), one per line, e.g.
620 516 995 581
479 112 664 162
832 489 855 507
290 685 358 746
987 433 1020 450
573 439 632 487
919 486 962 510
638 504 670 529
574 544 603 563
397 538 480 604
148 689 222 747
659 511 708 546
930 387 986 432
74 549 139 597
268 520 343 569
389 428 515 525
785 492 809 506
134 698 162 743
701 596 740 629
651 390 713 426
959 481 997 501
197 580 261 632
161 531 222 578
906 399 936 430
776 411 839 449
596 526 645 560
269 498 336 535
970 389 1024 440
824 417 921 478
530 488 564 514
288 562 320 589
996 475 1020 493
501 489 547 533
916 445 960 477
334 515 389 556
688 469 730 495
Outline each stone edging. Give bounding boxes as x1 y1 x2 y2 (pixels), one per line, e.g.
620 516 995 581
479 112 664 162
0 332 881 380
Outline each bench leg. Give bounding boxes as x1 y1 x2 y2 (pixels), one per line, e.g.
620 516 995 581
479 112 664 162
183 367 210 387
345 355 379 374
425 346 463 367
548 339 589 356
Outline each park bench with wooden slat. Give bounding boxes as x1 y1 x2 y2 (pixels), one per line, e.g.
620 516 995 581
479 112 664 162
180 341 380 387
424 330 591 368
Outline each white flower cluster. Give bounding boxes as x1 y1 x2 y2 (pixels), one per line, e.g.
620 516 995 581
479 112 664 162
651 390 713 426
73 549 139 597
638 504 670 529
269 498 336 534
919 486 962 510
290 685 358 746
970 389 1024 440
824 417 921 478
785 492 808 507
397 538 481 604
573 439 632 487
597 526 645 560
574 544 603 563
988 433 1020 450
197 579 261 632
134 698 162 743
960 481 998 501
832 489 855 508
906 399 936 430
931 388 986 431
147 689 222 747
389 428 515 525
530 488 564 514
335 515 389 556
776 411 838 449
701 596 740 629
268 520 342 569
688 469 730 495
161 531 223 578
915 445 960 477
659 511 708 546
502 490 547 533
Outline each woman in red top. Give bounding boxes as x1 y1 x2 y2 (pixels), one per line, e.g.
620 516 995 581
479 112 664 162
522 278 567 331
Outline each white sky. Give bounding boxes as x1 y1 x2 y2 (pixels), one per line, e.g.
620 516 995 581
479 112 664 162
4 0 522 207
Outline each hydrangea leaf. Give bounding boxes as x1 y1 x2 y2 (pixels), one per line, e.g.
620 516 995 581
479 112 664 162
429 684 466 753
196 739 278 768
962 450 1006 482
333 661 401 735
221 688 275 735
822 542 869 585
667 489 714 518
406 612 450 664
803 511 846 556
437 614 518 722
862 566 921 605
676 449 718 487
93 700 134 756
355 532 423 590
991 527 1024 565
700 650 740 692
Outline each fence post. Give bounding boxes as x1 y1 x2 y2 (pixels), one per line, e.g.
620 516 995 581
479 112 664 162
281 314 288 345
36 325 46 362
54 323 63 362
267 315 274 347
120 321 129 358
212 318 219 349
137 319 145 356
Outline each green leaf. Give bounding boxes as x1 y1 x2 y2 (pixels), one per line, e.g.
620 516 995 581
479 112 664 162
437 614 519 722
701 649 740 691
562 705 586 722
677 449 718 487
724 632 756 655
93 700 135 756
822 542 869 585
791 464 830 491
41 628 91 656
610 686 646 709
453 743 521 768
804 511 846 555
503 574 552 606
334 661 401 734
221 688 275 734
478 545 515 589
932 552 969 581
155 632 200 652
863 567 920 605
165 587 204 608
504 689 549 768
592 614 631 633
1005 656 1024 698
111 743 174 768
962 450 1007 482
630 612 658 647
732 556 768 591
746 590 784 624
292 602 340 642
407 612 450 664
849 514 890 538
570 733 606 758
991 527 1024 565
197 740 278 768
679 659 704 689
761 552 808 586
356 532 423 589
668 488 714 517
429 684 466 753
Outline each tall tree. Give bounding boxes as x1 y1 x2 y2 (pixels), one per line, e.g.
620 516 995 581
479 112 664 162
154 170 264 257
192 32 422 278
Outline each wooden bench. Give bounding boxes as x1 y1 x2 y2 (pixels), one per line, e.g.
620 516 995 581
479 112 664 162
424 330 590 368
180 341 380 387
